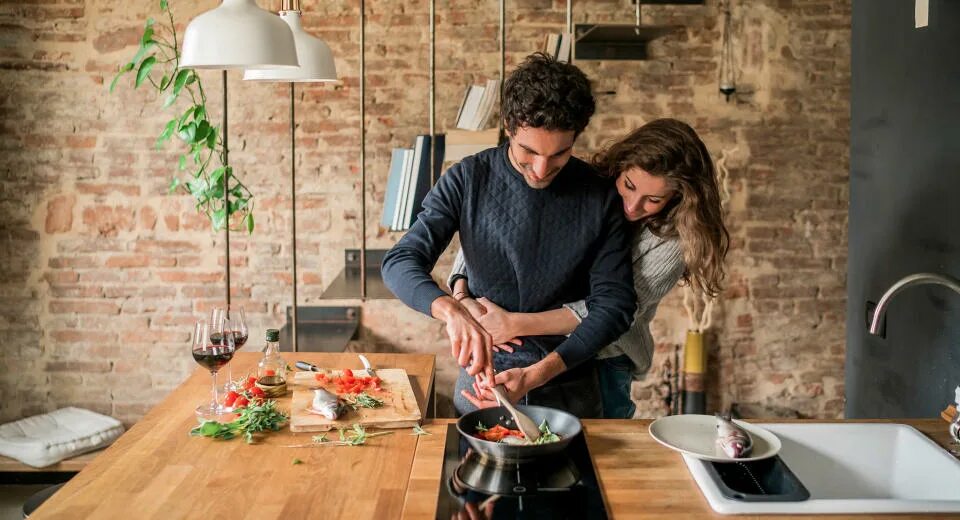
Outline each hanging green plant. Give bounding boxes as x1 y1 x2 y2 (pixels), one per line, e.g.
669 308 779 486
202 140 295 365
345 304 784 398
110 0 254 234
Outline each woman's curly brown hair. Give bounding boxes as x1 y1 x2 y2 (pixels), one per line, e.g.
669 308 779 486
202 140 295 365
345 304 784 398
593 118 730 297
502 53 595 136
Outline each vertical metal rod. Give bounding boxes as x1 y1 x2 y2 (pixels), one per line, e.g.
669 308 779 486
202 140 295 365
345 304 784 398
429 0 436 185
566 0 572 33
498 0 505 142
636 0 641 26
222 70 231 307
290 82 299 353
359 0 367 299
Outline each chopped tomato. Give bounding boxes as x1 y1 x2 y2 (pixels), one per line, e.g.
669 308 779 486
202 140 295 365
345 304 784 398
265 369 276 376
250 386 265 398
315 373 327 382
343 369 354 378
224 390 240 407
234 396 249 408
476 425 525 442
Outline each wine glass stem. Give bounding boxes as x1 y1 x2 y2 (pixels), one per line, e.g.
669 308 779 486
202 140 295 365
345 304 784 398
224 363 233 391
211 370 219 410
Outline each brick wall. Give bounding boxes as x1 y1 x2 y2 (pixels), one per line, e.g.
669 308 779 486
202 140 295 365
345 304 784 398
0 0 849 425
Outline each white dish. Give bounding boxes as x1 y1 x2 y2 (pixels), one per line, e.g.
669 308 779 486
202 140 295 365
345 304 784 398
648 414 781 462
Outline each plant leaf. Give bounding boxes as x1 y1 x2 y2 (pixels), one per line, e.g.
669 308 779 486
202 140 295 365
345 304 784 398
177 121 197 143
168 176 180 194
108 63 134 93
193 120 211 143
209 166 226 187
155 119 176 149
172 68 190 97
140 26 155 47
244 212 254 234
178 154 187 171
130 40 156 67
158 73 171 91
160 0 168 11
135 55 156 88
212 208 227 230
206 126 218 149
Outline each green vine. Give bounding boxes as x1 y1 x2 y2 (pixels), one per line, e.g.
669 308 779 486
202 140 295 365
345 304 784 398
110 0 254 234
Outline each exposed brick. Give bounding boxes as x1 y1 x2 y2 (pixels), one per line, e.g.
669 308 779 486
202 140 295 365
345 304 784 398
45 195 74 233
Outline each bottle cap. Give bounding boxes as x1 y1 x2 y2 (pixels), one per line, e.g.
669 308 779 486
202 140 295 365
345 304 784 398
265 329 279 342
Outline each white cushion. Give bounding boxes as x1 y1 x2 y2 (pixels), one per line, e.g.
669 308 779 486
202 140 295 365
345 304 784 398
0 407 125 468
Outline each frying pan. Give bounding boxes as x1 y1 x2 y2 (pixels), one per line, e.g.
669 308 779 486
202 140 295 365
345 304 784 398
456 405 583 463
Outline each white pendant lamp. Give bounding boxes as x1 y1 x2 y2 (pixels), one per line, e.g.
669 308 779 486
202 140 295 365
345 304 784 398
180 0 299 70
244 1 338 82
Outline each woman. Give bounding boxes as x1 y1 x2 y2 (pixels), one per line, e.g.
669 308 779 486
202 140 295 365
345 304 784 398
452 118 729 418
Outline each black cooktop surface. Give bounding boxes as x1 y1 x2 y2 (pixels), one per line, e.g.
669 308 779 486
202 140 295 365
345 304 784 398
435 423 608 519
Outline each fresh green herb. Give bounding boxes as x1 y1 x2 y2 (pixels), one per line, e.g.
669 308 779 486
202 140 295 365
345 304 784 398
347 392 384 410
476 421 488 432
411 425 431 436
312 434 328 443
535 419 561 445
282 424 393 448
189 399 288 444
292 458 303 465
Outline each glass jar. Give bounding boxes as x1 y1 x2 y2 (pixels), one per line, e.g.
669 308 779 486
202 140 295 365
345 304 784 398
256 329 287 398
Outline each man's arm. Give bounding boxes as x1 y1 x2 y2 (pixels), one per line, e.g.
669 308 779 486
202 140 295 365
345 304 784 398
381 163 494 380
552 194 637 368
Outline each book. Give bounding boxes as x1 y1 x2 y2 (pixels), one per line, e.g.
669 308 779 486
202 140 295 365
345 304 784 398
404 134 445 229
400 135 429 230
473 79 501 130
542 32 573 62
380 148 406 229
455 85 485 130
392 149 415 230
558 33 572 63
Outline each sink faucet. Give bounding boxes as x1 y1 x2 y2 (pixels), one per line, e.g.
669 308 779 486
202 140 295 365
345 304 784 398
868 272 960 335
867 272 960 441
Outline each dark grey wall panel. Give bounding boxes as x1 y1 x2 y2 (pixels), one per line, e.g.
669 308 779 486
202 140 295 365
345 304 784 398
847 0 960 418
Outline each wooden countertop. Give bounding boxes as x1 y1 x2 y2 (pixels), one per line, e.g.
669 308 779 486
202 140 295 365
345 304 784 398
402 418 957 520
29 352 435 519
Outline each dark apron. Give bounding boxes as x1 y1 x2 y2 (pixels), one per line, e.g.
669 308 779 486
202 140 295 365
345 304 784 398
453 335 603 419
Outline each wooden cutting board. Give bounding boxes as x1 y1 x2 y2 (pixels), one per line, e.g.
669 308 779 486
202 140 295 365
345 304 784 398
289 369 422 432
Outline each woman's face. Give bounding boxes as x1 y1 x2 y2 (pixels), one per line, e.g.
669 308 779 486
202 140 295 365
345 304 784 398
617 167 675 222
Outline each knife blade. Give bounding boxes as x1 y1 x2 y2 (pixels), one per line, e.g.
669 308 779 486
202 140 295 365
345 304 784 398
295 360 320 372
358 354 377 378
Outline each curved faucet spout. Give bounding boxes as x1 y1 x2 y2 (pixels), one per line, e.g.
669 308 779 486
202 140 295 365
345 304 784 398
868 272 960 335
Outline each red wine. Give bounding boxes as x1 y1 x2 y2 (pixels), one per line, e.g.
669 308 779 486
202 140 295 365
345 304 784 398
209 332 224 345
233 332 248 348
192 347 234 372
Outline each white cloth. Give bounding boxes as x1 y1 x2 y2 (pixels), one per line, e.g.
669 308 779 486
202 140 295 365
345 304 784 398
0 407 125 468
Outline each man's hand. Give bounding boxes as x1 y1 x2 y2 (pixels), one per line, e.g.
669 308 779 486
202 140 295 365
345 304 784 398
475 297 523 352
460 369 531 408
431 296 494 382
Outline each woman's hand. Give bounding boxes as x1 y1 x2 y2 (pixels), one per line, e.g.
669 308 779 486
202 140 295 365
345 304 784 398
475 297 524 352
460 369 531 408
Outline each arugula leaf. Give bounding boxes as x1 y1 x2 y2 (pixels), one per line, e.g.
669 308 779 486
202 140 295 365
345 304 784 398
411 425 431 436
476 421 488 432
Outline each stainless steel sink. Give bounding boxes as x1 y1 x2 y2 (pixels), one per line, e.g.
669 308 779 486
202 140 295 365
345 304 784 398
685 423 960 514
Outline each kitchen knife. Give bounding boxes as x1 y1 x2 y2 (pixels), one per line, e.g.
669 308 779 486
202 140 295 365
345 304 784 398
295 360 320 372
358 354 377 378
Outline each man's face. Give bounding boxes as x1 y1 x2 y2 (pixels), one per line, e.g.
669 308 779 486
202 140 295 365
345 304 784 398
506 126 577 189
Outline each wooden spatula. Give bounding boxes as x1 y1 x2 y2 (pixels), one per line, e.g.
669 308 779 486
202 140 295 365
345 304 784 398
489 384 540 442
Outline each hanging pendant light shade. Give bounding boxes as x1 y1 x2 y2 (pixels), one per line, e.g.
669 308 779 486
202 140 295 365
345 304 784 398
244 2 338 82
180 0 299 70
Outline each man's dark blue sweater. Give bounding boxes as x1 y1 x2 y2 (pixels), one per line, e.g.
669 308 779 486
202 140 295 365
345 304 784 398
382 143 636 376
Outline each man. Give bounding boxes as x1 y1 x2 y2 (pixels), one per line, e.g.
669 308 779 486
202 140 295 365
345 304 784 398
381 53 636 418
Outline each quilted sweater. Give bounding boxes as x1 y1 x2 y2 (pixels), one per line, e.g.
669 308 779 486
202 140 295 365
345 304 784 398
381 143 637 369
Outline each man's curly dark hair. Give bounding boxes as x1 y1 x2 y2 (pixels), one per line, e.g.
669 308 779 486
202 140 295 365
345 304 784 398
501 53 596 136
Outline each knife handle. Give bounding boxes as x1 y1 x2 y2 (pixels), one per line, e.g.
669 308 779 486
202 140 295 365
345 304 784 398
295 361 319 372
